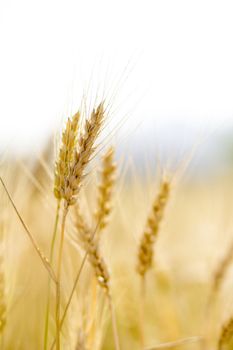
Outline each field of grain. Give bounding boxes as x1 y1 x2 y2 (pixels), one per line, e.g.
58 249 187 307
0 102 233 350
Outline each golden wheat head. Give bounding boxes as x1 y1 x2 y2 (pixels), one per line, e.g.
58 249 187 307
137 180 170 277
95 146 116 232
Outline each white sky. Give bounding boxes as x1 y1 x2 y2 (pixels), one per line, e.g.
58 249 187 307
0 0 233 154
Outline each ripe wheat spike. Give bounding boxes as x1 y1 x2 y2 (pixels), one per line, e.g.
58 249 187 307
95 146 116 233
137 180 170 277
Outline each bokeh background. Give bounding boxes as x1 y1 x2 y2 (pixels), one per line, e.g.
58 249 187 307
1 0 233 178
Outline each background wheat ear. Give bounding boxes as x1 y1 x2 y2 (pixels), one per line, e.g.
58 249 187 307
94 146 116 235
74 205 110 292
212 240 233 298
137 179 170 278
218 317 233 350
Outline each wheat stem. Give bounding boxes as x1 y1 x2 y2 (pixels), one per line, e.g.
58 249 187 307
49 251 89 350
139 275 146 349
0 177 56 283
44 200 61 350
108 294 121 350
88 277 98 348
55 203 68 350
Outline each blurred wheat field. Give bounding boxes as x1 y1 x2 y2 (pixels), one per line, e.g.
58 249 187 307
0 102 233 350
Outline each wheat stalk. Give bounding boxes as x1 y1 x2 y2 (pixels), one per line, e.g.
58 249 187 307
44 201 61 350
0 177 56 282
0 257 6 344
54 103 105 350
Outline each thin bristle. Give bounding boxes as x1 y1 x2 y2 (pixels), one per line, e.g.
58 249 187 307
137 180 170 277
95 146 116 232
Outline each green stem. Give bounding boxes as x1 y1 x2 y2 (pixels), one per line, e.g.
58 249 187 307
43 200 60 350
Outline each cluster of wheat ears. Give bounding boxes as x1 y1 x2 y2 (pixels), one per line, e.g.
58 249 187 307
0 100 233 349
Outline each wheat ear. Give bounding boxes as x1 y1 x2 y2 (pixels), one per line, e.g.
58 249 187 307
137 180 170 277
218 317 233 350
95 146 116 234
75 207 109 291
54 111 80 200
212 240 233 297
62 102 105 207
